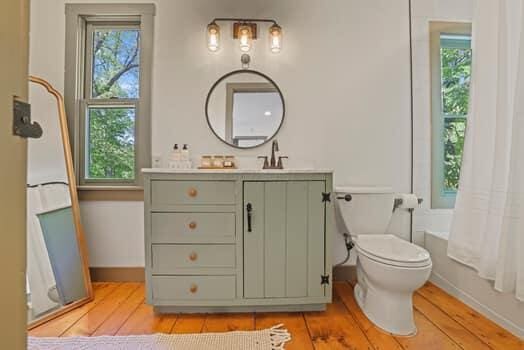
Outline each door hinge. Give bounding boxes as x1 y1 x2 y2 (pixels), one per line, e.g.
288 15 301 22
321 274 330 285
322 192 331 202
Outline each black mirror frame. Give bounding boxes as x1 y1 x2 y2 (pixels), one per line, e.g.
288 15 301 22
204 69 286 149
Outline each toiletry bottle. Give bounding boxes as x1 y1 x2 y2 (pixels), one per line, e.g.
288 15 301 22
168 144 180 168
181 144 192 169
181 144 189 161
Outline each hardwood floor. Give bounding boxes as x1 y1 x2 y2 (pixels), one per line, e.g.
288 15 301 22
29 281 523 350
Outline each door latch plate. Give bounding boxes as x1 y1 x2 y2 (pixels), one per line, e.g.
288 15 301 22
13 98 42 139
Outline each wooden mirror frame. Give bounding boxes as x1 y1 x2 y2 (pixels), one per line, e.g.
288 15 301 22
27 76 93 330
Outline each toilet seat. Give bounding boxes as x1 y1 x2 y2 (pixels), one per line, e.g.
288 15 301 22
355 234 431 268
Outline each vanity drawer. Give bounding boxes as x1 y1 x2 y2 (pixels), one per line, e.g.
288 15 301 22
152 244 236 273
151 212 235 243
152 275 236 300
151 180 236 206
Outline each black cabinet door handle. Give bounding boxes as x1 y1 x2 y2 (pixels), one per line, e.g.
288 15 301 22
246 203 253 232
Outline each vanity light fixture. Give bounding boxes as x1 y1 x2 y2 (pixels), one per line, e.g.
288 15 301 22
235 23 255 52
206 18 282 53
206 21 220 52
268 23 282 53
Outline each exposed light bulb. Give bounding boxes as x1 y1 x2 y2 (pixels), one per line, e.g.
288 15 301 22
238 25 252 52
207 22 220 52
269 24 282 53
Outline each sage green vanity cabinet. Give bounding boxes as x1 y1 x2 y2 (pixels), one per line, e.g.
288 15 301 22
244 181 326 299
143 169 333 313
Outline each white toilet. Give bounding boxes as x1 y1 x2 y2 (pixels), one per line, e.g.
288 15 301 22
335 186 432 336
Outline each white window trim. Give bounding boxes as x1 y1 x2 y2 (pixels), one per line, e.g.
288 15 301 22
64 4 155 191
430 22 472 209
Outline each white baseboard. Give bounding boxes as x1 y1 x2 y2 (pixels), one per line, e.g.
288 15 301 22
430 272 524 339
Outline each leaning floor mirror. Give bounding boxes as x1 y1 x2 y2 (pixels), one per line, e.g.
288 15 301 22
26 76 93 329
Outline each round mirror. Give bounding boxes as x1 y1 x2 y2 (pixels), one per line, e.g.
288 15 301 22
205 70 285 148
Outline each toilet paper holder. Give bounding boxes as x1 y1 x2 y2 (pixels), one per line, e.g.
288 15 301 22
393 196 423 212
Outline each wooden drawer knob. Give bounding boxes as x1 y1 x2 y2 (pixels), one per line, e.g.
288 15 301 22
188 188 198 197
189 283 198 294
189 252 198 261
188 221 197 230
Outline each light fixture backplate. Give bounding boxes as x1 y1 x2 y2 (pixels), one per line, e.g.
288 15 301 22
233 22 257 39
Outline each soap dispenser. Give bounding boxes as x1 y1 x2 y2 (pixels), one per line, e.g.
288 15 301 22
181 144 192 169
181 144 189 161
168 144 181 169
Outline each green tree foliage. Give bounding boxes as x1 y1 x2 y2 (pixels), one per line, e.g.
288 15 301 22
443 118 466 190
88 29 140 180
441 46 471 191
88 108 135 179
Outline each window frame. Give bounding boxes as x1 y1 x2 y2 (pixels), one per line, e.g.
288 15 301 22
64 4 154 194
429 22 472 209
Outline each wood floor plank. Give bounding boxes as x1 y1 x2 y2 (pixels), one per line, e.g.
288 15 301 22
334 282 403 350
304 292 374 350
29 283 121 337
202 313 255 332
171 314 207 334
394 310 461 350
418 283 523 350
91 284 145 336
61 283 141 337
413 293 491 350
255 312 314 350
30 281 523 350
116 303 177 335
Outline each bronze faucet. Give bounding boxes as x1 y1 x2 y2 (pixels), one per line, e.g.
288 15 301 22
258 140 288 169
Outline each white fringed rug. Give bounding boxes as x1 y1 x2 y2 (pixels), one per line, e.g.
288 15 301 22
28 324 291 350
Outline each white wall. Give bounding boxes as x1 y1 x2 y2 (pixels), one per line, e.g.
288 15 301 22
30 0 413 267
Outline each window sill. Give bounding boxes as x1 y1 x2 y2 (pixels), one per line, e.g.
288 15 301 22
77 186 144 201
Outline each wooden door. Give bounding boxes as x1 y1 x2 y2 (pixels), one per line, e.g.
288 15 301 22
243 181 326 299
0 0 29 348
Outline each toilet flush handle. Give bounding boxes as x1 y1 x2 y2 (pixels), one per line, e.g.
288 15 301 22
337 194 352 202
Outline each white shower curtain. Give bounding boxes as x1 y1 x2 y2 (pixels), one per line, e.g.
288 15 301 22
448 0 524 301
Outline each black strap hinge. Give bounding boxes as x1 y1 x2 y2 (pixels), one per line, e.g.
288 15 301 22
321 274 330 285
322 192 331 202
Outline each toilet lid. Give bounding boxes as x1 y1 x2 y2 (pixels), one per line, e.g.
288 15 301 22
355 234 431 267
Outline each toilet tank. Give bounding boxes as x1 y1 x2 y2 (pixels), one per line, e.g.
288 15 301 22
334 186 395 236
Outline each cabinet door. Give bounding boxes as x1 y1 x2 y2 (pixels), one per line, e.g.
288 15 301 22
243 181 326 299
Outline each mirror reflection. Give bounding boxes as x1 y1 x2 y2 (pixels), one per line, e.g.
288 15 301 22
206 70 285 148
27 77 91 326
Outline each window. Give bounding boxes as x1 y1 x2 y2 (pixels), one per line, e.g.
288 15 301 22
430 23 472 209
65 4 154 190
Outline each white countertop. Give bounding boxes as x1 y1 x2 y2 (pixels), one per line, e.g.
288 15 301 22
142 168 333 174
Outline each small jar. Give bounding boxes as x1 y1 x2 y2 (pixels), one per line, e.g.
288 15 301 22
223 156 236 168
200 155 212 168
213 155 224 168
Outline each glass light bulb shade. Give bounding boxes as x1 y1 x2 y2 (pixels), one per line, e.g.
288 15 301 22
207 23 220 52
238 25 252 52
269 24 282 53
